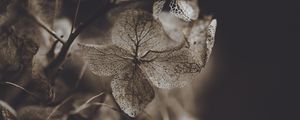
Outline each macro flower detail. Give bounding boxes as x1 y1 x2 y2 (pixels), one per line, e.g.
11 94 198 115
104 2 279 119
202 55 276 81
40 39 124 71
153 0 166 19
79 9 217 117
153 0 200 21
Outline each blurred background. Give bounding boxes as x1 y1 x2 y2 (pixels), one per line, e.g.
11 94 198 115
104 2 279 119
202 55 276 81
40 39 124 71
1 0 299 120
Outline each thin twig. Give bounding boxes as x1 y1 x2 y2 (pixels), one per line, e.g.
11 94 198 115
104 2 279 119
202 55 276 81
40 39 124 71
93 103 130 118
72 92 104 113
70 0 81 34
85 92 104 105
1 82 39 100
27 12 65 45
46 96 72 120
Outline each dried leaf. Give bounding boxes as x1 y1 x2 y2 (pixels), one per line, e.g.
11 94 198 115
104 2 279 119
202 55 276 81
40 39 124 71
79 44 132 76
79 42 156 117
111 10 164 56
111 64 154 117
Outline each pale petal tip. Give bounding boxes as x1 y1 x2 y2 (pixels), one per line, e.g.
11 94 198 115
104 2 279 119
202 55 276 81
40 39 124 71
210 19 217 27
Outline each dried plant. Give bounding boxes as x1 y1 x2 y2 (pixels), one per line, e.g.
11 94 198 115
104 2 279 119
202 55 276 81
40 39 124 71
0 0 217 119
79 9 217 117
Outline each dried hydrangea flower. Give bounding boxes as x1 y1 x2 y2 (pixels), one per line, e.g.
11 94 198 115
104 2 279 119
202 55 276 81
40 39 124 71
79 9 217 117
153 0 199 21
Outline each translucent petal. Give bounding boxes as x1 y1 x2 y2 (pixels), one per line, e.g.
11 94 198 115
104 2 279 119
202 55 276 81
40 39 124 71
111 64 154 117
188 19 217 65
140 48 202 88
206 19 217 63
152 0 166 19
140 19 217 88
78 43 132 76
187 19 211 66
169 0 199 21
112 10 164 56
177 0 199 20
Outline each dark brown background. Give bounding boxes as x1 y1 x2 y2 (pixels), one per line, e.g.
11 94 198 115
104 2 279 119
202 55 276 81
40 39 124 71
198 0 299 120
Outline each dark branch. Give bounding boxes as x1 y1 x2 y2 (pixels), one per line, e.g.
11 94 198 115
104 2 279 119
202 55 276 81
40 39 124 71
44 2 116 84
